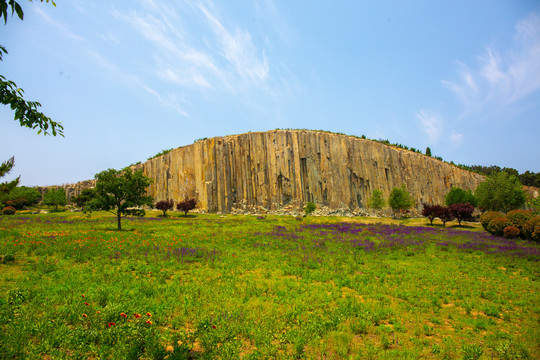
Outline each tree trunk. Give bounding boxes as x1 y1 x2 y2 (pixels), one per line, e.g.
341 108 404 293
117 213 122 230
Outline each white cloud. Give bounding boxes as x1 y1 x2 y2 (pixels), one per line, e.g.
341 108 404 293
450 131 464 147
416 109 443 143
34 7 84 41
443 11 540 110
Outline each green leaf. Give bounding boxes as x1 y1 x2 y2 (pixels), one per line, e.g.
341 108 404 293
14 2 22 20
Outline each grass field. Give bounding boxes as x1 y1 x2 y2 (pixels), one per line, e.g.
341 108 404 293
0 211 538 359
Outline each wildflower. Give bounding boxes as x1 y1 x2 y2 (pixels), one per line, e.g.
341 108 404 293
146 320 152 325
96 311 100 314
84 302 90 306
82 314 88 318
134 313 141 318
108 322 116 327
212 325 217 329
146 312 152 317
81 294 85 298
166 345 174 352
120 312 127 318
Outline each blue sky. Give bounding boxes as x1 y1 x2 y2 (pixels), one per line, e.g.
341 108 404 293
1 0 539 186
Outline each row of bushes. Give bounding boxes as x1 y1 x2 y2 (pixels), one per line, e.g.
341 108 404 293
480 210 539 242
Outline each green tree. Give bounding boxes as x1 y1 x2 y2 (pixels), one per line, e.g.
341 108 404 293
425 147 431 157
43 188 66 211
389 185 414 215
87 168 153 230
1 0 62 197
0 157 19 204
2 185 41 209
476 172 526 213
1 0 62 136
367 189 385 209
72 188 96 209
445 187 477 207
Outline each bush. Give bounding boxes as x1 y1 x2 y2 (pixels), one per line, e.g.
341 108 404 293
155 199 174 217
505 210 533 232
304 202 316 215
2 186 42 209
448 203 474 226
367 189 385 210
176 198 197 216
2 206 16 215
43 188 67 211
480 211 501 231
487 217 510 236
503 226 520 239
522 216 540 242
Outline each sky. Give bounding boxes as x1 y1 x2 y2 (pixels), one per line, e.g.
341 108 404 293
1 0 539 186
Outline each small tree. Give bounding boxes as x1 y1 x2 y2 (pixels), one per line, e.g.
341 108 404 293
389 185 414 216
435 206 454 227
155 199 174 217
425 147 432 157
87 168 153 230
304 201 316 215
445 187 477 207
448 203 474 226
43 188 66 211
72 188 96 209
176 197 197 216
422 203 443 225
368 189 385 210
476 172 526 213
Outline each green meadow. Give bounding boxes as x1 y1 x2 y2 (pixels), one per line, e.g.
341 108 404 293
0 212 538 359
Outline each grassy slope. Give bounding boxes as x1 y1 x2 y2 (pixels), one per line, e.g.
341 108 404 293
0 211 538 359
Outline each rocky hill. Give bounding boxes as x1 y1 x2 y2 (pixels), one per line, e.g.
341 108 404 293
125 129 483 213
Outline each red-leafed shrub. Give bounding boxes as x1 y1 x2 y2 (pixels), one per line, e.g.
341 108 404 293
155 199 174 217
449 203 475 226
487 217 510 236
503 226 520 239
176 198 197 216
523 216 540 243
505 210 534 232
422 204 444 225
480 211 502 231
2 206 16 215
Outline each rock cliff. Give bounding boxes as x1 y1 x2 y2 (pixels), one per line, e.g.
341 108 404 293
129 130 484 213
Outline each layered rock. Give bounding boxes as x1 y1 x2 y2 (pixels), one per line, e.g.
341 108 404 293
131 130 484 212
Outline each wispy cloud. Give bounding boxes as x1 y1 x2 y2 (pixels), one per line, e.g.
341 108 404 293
34 7 84 41
443 11 540 110
417 109 443 143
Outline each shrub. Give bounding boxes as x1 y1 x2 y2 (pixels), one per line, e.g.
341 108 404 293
2 206 16 215
304 202 316 215
368 189 385 209
448 203 474 226
43 188 67 211
2 186 42 209
155 199 174 217
177 198 197 216
72 188 96 209
503 226 520 239
505 210 533 232
480 211 501 231
422 203 443 225
522 216 540 242
487 217 510 236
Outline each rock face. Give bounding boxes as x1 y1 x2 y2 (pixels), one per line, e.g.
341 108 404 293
130 130 484 213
